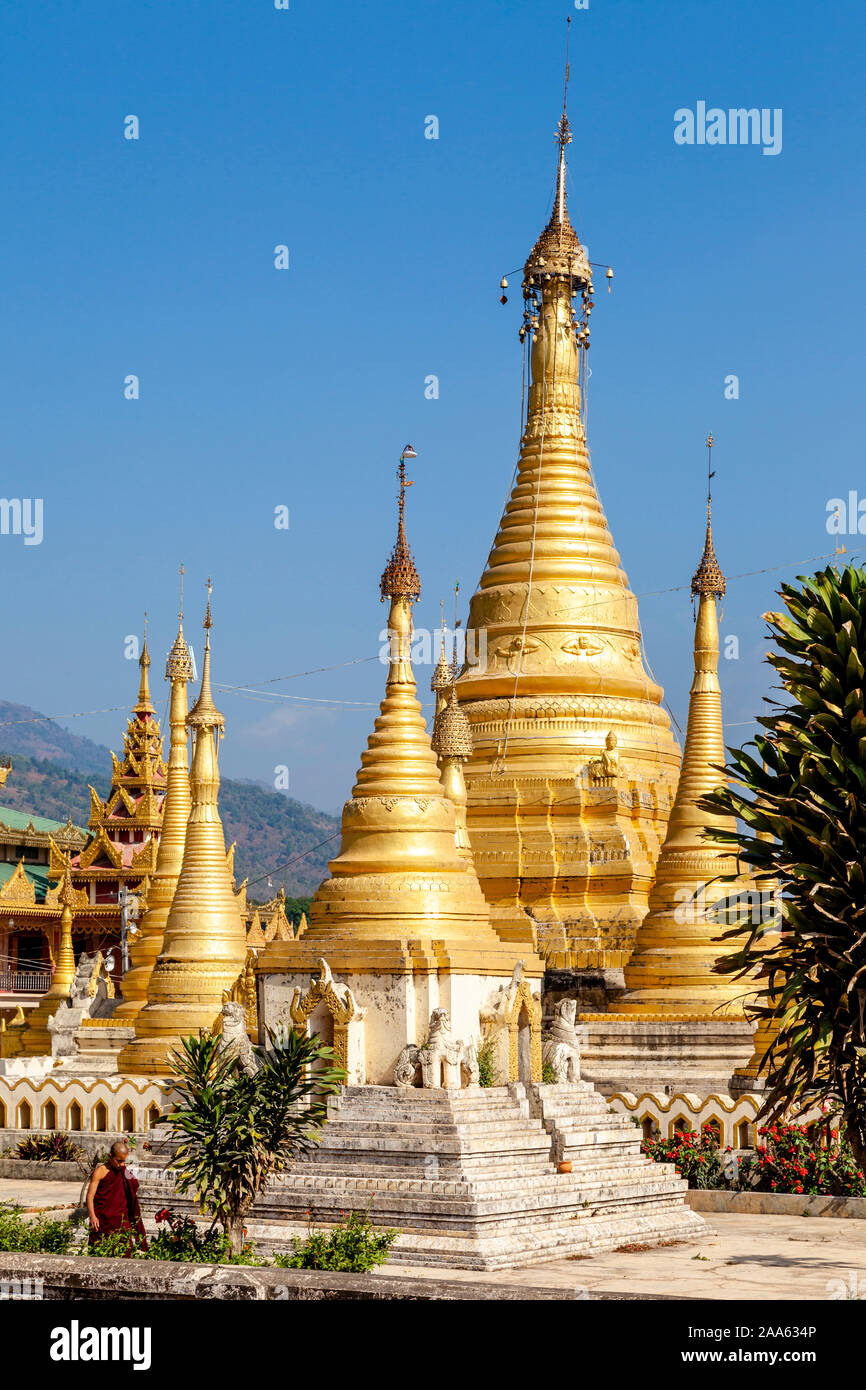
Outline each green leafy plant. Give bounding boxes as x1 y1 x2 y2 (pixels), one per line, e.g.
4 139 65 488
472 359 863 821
740 1122 866 1197
641 1124 733 1190
12 1132 85 1163
476 1031 499 1088
0 1204 76 1254
164 1026 344 1253
274 1207 397 1273
701 564 866 1165
84 1226 148 1259
541 1062 557 1085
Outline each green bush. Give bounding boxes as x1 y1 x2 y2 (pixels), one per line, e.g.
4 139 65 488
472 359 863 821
12 1132 85 1164
274 1209 397 1273
84 1209 264 1264
541 1063 557 1084
476 1036 499 1088
0 1204 76 1254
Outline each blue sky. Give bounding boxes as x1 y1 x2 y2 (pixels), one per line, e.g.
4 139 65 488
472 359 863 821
1 0 864 812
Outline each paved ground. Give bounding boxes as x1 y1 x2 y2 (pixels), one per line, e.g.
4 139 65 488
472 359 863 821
397 1213 866 1300
2 1178 863 1299
0 1178 83 1211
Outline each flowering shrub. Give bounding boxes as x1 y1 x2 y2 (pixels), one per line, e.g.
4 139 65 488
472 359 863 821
740 1123 866 1197
274 1208 398 1272
641 1124 732 1189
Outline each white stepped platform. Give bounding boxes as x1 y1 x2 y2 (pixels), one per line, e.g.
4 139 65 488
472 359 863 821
137 1081 707 1271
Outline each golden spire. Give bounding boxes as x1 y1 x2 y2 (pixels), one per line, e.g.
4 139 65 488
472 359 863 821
122 581 248 1075
617 451 747 1016
0 857 80 1058
431 600 455 717
380 449 421 604
188 578 224 732
132 615 155 717
455 75 680 966
258 456 541 983
692 436 726 600
432 686 475 863
116 571 194 1031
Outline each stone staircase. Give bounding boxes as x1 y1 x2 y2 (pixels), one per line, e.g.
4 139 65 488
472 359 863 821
138 1082 707 1271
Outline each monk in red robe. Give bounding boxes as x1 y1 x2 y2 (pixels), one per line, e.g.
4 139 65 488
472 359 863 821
86 1141 147 1252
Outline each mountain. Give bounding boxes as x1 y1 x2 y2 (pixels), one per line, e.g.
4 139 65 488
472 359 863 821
0 700 111 776
0 703 339 897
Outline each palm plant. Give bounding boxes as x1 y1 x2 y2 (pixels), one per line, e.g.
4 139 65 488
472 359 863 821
702 564 866 1165
164 1027 344 1252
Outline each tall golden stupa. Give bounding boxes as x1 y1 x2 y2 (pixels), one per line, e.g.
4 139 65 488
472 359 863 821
114 572 194 1032
615 471 749 1017
457 97 680 978
120 584 248 1075
257 456 543 1084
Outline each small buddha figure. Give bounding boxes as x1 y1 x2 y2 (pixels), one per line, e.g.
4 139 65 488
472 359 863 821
589 731 619 786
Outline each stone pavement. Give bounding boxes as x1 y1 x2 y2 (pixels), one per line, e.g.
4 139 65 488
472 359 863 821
398 1213 866 1300
0 1178 83 1211
1 1178 863 1299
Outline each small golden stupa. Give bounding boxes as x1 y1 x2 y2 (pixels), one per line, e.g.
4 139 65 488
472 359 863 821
456 98 680 974
616 463 749 1017
121 583 248 1075
257 454 543 1083
2 859 80 1057
115 571 194 1034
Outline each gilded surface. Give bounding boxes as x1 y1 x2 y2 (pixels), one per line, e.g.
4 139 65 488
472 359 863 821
257 476 543 983
120 590 249 1074
614 513 751 1016
456 116 680 968
114 609 193 1026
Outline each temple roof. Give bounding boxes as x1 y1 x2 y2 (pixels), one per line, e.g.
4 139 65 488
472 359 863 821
0 806 87 838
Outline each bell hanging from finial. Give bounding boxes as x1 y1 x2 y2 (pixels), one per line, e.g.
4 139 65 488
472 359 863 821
606 266 614 293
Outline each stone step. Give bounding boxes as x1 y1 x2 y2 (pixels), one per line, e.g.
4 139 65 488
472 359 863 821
322 1116 544 1141
308 1130 552 1158
339 1100 529 1124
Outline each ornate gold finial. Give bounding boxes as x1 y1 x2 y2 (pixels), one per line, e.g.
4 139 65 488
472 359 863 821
133 615 155 715
432 686 474 760
380 446 421 603
188 579 224 730
166 564 194 681
432 602 455 695
523 20 591 290
691 434 726 599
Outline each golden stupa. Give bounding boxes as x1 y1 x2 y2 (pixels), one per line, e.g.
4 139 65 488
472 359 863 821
121 583 248 1074
115 573 194 1033
257 456 542 1078
456 103 680 973
2 859 80 1058
616 474 749 1016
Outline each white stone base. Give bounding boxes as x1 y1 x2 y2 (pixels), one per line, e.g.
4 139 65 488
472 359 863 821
136 1082 707 1271
260 968 540 1087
